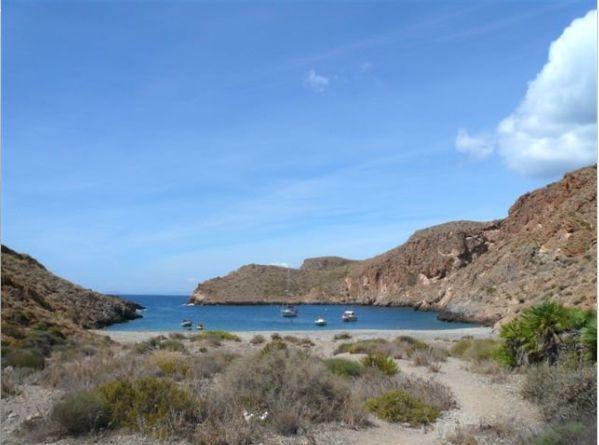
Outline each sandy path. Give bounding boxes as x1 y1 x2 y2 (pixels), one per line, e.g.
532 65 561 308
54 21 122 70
314 357 543 445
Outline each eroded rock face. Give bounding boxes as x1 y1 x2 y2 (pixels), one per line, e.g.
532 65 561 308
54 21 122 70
1 245 142 336
190 166 597 326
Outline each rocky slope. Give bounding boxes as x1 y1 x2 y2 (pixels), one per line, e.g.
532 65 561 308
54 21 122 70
1 245 142 338
190 166 597 325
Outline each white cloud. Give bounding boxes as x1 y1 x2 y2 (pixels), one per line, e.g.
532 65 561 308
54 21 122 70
456 10 597 177
304 69 330 92
455 129 494 160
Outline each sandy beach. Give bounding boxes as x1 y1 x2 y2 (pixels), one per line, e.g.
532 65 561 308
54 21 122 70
95 326 494 345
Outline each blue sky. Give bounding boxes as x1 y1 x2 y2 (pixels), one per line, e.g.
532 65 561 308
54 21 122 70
3 0 596 294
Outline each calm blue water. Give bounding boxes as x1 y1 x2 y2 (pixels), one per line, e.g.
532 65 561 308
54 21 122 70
105 295 479 332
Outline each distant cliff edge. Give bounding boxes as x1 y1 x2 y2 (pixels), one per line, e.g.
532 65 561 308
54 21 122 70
189 166 597 326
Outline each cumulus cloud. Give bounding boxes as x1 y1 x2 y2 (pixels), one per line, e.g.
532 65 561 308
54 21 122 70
456 10 597 177
304 69 330 92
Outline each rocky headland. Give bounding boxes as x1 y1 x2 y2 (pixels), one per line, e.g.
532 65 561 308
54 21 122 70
190 165 597 326
1 245 142 339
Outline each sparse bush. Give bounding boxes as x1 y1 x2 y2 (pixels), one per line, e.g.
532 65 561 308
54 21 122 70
146 350 189 378
51 391 111 435
158 339 186 352
271 333 282 340
524 417 597 445
260 339 287 355
1 370 20 397
360 354 398 375
169 332 186 340
93 376 197 436
333 332 352 340
4 348 45 369
428 363 441 373
581 317 597 362
324 358 364 378
365 390 440 426
249 335 266 345
450 338 499 363
282 336 314 347
334 338 388 355
192 330 241 344
221 349 357 434
187 351 238 380
521 362 596 423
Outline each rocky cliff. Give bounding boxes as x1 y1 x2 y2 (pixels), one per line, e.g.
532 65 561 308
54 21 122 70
190 166 597 325
1 245 142 338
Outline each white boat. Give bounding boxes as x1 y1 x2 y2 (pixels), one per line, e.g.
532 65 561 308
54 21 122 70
281 305 298 318
314 316 327 326
342 310 358 322
181 319 192 328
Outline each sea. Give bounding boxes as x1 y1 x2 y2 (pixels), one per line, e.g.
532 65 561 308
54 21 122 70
104 295 479 332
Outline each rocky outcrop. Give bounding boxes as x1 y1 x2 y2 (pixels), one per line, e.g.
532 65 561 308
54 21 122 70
1 245 142 338
190 166 597 326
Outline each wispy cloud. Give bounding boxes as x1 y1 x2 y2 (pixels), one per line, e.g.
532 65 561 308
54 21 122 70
303 69 330 92
455 129 493 160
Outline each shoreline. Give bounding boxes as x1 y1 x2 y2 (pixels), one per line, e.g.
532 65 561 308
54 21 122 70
94 326 495 344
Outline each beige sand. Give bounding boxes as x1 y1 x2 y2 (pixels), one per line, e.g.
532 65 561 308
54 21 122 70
95 326 494 345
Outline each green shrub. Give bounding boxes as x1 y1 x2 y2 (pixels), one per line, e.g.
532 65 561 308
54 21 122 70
334 339 388 355
93 376 197 436
324 358 364 378
51 392 110 435
4 348 45 369
365 390 440 425
496 301 595 367
168 332 186 340
581 317 596 362
360 354 398 375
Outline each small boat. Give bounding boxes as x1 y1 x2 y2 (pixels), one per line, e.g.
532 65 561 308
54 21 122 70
181 319 192 328
314 316 327 326
197 323 204 331
281 305 298 318
342 310 358 322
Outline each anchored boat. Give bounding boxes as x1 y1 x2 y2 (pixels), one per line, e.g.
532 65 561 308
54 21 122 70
281 305 298 318
341 310 358 322
314 316 327 326
181 319 192 328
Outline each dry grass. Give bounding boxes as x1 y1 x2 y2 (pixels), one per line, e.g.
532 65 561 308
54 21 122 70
521 362 596 422
219 348 362 434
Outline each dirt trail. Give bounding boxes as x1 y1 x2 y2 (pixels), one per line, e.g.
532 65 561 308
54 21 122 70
315 357 543 445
